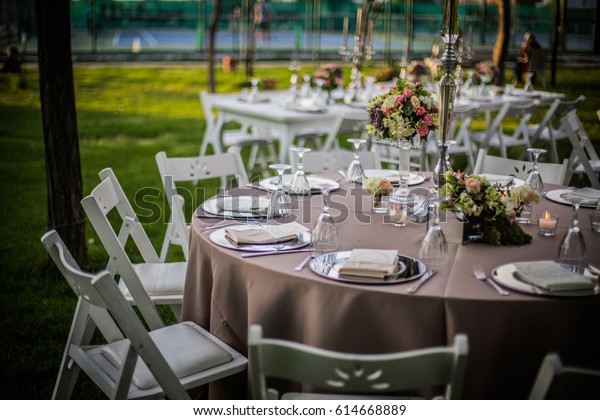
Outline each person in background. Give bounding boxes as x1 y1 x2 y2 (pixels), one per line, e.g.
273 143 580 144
1 46 22 74
513 32 541 85
254 0 272 42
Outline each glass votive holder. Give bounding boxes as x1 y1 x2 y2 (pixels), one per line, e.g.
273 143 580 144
537 212 559 236
590 212 600 233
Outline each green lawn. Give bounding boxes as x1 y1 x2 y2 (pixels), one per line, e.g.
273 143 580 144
0 63 598 399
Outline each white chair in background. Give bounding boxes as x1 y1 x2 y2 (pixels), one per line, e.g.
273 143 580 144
372 137 428 172
290 149 380 174
199 91 277 176
248 324 469 400
529 353 600 400
81 168 185 323
155 150 249 262
42 230 247 400
561 111 600 188
471 100 540 158
473 149 569 185
527 95 586 163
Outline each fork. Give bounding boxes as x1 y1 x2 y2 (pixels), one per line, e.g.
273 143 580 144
473 265 510 296
294 244 324 271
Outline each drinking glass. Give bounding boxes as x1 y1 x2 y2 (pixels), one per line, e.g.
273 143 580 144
267 163 292 219
418 193 449 267
290 147 312 195
557 194 588 272
345 138 367 184
311 187 339 253
525 148 546 197
248 77 261 101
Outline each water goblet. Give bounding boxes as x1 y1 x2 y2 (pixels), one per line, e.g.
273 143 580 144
311 187 339 254
249 77 261 101
557 194 588 272
290 147 312 195
418 193 449 267
526 148 546 197
267 163 292 220
345 138 367 184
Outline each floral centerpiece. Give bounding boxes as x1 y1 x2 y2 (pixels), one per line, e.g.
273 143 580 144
363 177 393 211
473 60 500 85
312 63 345 91
439 171 533 245
503 184 541 221
366 80 439 143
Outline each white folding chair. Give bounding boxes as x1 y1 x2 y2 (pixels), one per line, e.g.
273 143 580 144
372 135 428 172
291 149 380 174
155 150 250 262
428 104 479 172
529 353 600 400
561 111 600 188
473 149 569 185
248 325 468 400
42 231 246 400
527 95 586 163
471 100 540 158
199 91 277 177
81 168 185 322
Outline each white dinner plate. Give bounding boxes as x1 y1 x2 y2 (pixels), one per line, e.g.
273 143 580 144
286 103 327 113
208 224 311 252
363 169 427 186
201 195 270 219
480 173 525 188
491 262 599 297
545 189 599 208
259 175 340 194
309 251 427 285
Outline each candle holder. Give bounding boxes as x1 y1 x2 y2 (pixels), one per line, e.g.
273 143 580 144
537 213 559 237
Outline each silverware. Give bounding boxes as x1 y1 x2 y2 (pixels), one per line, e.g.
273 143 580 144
473 265 510 296
203 221 261 231
406 269 437 293
241 248 314 258
294 244 324 271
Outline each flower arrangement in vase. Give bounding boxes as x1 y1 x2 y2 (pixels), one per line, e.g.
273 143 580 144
363 177 393 213
439 171 533 245
502 184 541 224
473 60 500 85
312 63 345 91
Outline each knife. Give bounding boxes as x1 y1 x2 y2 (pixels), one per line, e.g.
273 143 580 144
241 248 315 258
406 270 437 293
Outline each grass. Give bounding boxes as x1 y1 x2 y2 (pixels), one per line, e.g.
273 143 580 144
0 63 599 399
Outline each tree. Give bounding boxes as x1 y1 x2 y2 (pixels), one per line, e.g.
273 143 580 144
207 0 223 93
492 0 511 86
35 0 87 261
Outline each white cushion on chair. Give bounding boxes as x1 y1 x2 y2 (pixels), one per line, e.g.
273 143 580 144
119 262 187 297
101 322 233 390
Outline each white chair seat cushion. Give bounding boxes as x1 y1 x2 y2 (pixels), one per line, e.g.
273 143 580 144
119 262 186 297
101 322 233 390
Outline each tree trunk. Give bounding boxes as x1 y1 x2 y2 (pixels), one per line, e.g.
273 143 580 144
35 0 86 262
207 0 223 93
492 0 511 86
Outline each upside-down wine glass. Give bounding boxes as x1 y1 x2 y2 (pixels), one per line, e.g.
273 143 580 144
418 190 449 267
267 163 292 221
290 147 312 195
311 187 339 253
557 194 588 273
249 77 261 101
345 138 367 184
525 148 546 198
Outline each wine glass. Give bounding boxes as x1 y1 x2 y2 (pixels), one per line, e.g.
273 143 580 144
290 147 312 195
525 148 546 197
267 163 292 220
311 187 339 253
249 77 261 101
557 194 588 273
418 194 449 267
345 138 367 184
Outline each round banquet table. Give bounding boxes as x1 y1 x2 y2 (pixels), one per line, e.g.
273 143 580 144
181 176 600 399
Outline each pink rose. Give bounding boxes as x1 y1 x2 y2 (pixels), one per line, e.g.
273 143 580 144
385 108 393 116
404 89 413 98
395 95 404 106
423 114 433 125
418 125 429 137
379 178 393 192
415 82 421 88
416 106 426 116
465 177 482 194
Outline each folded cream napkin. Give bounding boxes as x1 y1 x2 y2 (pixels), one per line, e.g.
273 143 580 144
338 249 399 279
513 260 595 292
216 196 269 213
572 188 600 200
225 222 307 246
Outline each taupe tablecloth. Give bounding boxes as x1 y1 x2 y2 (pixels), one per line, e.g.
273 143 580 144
182 179 600 399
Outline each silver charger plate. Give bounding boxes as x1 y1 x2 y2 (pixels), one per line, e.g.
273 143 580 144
491 262 599 297
201 195 269 219
363 169 426 186
209 225 311 252
480 173 525 188
309 251 427 285
259 175 340 194
545 189 599 208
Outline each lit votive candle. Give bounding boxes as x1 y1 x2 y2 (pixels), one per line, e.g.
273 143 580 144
537 211 559 236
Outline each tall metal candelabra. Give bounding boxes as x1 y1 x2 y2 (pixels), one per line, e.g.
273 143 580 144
434 0 459 192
